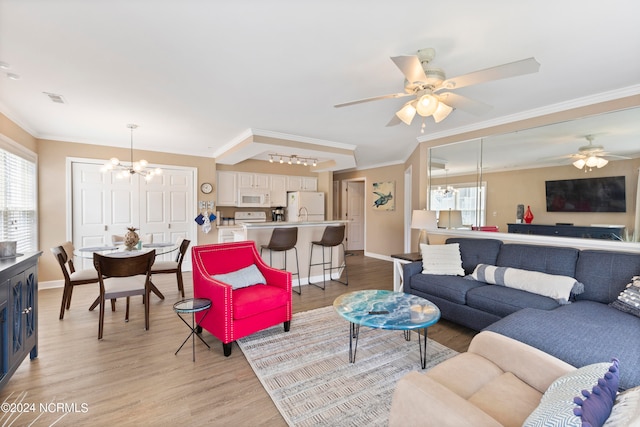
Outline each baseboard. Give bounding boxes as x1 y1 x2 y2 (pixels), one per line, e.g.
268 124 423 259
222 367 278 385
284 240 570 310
364 252 393 262
39 280 64 290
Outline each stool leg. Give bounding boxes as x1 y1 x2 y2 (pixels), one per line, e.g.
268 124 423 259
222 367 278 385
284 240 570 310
292 247 301 295
308 243 326 290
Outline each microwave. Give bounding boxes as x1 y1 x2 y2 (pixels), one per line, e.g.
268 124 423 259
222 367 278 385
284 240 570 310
237 189 271 207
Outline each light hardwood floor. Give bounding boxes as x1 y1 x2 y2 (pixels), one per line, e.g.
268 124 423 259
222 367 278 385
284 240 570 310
0 252 475 426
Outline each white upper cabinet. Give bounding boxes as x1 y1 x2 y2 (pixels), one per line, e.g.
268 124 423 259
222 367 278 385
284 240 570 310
269 175 287 206
216 171 237 206
287 176 317 192
237 172 269 189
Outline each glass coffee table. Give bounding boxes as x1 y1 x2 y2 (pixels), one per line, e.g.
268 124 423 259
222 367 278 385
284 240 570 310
333 290 440 368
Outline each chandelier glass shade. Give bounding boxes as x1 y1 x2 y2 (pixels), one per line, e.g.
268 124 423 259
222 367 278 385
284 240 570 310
268 153 317 167
101 124 162 181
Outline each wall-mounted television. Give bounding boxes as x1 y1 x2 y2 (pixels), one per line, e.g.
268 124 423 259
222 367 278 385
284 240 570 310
545 176 626 213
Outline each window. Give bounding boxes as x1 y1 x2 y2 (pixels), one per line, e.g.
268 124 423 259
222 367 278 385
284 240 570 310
0 141 37 253
429 181 486 227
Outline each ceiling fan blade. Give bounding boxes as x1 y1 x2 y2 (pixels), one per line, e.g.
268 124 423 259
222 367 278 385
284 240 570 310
436 57 540 91
602 154 632 160
390 55 428 84
334 92 411 108
437 92 492 115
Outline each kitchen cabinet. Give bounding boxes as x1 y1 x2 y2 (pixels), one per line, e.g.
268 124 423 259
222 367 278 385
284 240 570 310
269 175 287 207
216 171 238 206
237 172 269 189
1 252 41 390
286 176 317 192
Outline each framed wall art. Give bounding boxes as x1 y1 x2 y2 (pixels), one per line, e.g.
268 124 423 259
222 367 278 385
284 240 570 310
372 181 395 211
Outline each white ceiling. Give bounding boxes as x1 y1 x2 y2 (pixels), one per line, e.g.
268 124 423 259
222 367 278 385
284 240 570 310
1 0 639 172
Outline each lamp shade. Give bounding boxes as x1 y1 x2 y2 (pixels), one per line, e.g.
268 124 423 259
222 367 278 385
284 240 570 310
411 210 438 230
396 101 417 125
432 102 453 123
440 209 463 229
416 94 439 116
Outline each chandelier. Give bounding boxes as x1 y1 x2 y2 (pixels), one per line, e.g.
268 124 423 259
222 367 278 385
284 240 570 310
433 169 458 199
268 153 317 167
101 124 162 181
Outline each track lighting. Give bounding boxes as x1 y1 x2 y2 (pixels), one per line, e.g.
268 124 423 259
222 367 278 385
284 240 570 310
268 153 318 167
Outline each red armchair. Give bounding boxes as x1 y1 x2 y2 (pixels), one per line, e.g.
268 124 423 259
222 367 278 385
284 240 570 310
192 241 292 356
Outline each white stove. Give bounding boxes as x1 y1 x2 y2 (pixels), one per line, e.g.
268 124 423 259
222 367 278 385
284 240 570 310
234 211 267 223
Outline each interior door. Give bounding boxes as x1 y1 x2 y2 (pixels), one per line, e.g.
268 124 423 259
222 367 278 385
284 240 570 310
345 181 364 251
71 161 195 270
139 169 193 267
72 162 139 268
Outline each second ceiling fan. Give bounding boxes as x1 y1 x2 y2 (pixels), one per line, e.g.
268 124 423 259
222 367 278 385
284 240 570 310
335 48 540 127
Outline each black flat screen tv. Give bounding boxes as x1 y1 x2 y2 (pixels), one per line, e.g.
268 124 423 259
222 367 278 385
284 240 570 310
545 176 626 212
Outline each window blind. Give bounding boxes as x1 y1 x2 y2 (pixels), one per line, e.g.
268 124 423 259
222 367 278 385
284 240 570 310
0 146 37 253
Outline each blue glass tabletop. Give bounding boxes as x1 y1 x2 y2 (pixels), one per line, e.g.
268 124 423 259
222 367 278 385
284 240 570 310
333 290 440 330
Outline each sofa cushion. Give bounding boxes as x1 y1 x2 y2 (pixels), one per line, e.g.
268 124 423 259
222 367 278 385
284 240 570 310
232 284 289 319
467 285 560 317
409 274 486 304
470 264 583 304
497 244 579 277
484 301 640 390
523 361 616 427
575 250 640 304
446 238 503 275
420 243 464 276
469 371 542 427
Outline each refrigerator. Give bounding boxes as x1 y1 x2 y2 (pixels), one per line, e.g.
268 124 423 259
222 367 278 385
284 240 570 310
287 191 325 222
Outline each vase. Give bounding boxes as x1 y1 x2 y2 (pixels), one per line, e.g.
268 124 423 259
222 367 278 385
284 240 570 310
524 206 534 224
124 227 140 250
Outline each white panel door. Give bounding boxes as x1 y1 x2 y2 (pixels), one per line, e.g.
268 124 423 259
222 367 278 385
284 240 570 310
346 181 364 251
72 162 140 268
71 161 195 270
139 169 193 266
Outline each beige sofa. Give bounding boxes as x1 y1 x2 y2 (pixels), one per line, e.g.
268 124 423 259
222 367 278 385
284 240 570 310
389 331 575 427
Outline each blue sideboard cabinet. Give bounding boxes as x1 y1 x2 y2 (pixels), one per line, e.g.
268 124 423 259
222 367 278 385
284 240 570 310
507 223 625 240
0 251 42 390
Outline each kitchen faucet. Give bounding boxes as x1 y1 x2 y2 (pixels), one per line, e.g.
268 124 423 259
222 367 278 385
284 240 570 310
298 206 308 222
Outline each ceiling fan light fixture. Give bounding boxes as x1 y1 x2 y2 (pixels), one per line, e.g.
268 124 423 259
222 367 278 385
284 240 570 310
432 102 453 123
416 94 439 117
573 159 586 169
396 101 417 125
596 157 608 168
585 156 599 168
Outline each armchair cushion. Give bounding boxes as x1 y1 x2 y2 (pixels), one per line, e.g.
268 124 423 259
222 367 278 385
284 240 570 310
233 284 290 320
213 264 266 290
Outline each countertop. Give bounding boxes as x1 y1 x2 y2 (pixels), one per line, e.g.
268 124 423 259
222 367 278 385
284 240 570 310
243 220 347 228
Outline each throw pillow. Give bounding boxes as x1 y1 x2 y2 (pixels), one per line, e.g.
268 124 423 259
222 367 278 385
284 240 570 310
609 276 640 318
212 264 266 290
573 359 619 427
420 243 464 276
470 263 583 304
523 361 616 427
603 385 640 427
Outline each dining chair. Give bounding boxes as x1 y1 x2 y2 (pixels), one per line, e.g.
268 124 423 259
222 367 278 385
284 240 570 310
93 250 155 339
111 234 153 245
150 238 190 297
51 243 103 320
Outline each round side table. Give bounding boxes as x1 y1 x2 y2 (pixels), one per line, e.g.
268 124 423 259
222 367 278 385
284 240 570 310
173 298 212 362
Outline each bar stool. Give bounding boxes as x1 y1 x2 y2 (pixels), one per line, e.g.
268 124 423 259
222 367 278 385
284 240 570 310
260 227 301 295
308 225 348 290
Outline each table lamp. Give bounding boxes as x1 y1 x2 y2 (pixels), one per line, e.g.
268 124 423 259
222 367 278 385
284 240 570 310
411 210 438 245
441 209 463 229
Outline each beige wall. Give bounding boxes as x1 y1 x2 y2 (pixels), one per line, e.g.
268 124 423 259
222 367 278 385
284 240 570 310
36 138 218 281
334 164 406 257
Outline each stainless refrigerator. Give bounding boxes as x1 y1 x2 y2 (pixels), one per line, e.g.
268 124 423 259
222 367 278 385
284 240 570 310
286 191 325 222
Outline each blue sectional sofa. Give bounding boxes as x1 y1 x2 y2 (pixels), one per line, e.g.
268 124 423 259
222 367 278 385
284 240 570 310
402 237 640 390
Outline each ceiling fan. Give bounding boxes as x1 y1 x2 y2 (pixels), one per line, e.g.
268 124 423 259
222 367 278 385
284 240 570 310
334 48 540 128
567 135 631 171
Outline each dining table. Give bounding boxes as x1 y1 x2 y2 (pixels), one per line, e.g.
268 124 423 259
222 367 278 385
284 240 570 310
76 242 180 301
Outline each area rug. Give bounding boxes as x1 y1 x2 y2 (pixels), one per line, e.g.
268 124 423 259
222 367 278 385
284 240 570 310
237 306 458 426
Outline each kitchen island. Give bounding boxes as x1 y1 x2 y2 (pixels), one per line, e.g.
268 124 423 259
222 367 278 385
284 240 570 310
243 220 348 289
